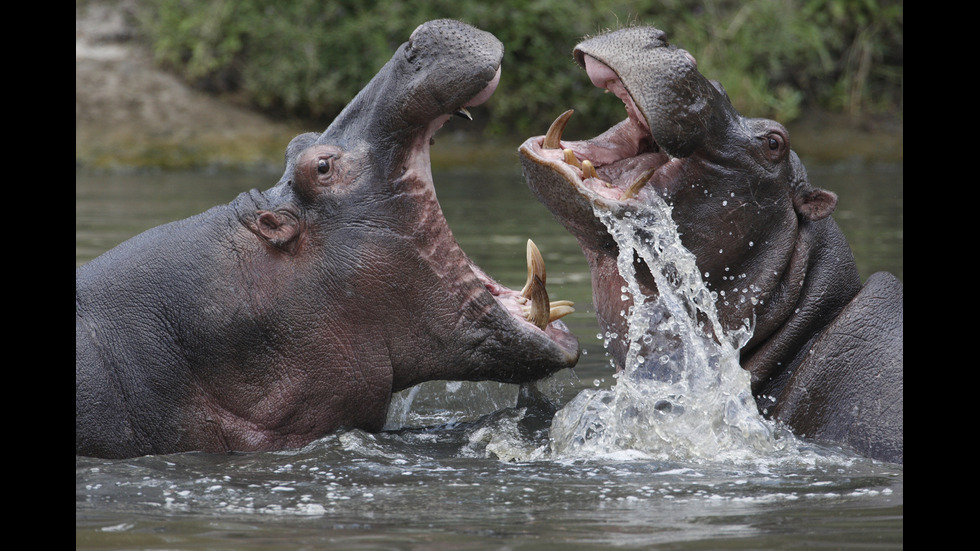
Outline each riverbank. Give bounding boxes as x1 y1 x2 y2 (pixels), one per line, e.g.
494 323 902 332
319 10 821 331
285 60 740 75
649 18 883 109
76 2 902 171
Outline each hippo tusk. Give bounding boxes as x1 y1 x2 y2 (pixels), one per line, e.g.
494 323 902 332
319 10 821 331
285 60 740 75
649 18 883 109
521 238 546 297
621 167 656 199
520 239 574 329
454 107 473 120
541 110 615 187
523 274 550 330
581 159 598 180
563 149 582 169
548 300 575 323
542 109 574 149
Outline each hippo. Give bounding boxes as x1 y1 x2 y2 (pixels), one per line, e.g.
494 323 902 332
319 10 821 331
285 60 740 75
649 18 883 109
76 20 579 459
519 26 902 464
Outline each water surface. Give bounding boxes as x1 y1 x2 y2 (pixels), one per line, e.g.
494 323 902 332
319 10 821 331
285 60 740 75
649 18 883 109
76 158 902 549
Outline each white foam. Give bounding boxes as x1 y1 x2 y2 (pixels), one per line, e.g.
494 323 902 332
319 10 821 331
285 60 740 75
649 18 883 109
551 193 793 463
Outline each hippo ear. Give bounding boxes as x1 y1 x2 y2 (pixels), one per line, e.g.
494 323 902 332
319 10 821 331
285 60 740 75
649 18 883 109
250 209 301 252
793 188 838 221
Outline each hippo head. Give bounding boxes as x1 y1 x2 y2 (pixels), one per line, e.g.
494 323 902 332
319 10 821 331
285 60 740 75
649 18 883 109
519 26 839 369
241 20 578 400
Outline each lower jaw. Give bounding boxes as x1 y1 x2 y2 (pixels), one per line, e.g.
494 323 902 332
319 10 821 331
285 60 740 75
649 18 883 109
477 239 576 337
528 110 677 204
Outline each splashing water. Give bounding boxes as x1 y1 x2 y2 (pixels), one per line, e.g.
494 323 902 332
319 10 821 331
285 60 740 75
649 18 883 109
550 193 793 462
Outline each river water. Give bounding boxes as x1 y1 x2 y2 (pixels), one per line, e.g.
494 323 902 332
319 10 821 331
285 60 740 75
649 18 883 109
75 157 902 549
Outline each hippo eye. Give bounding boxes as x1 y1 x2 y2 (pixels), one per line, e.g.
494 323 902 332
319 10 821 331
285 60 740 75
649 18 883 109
296 147 341 194
761 130 787 161
317 158 331 174
766 133 785 151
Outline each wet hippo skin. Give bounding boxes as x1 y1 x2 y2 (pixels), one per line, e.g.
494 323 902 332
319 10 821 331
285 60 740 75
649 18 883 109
519 26 902 464
76 20 579 459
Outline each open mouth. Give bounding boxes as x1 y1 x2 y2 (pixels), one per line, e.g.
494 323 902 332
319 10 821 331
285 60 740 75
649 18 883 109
520 55 685 205
476 238 576 334
421 66 579 359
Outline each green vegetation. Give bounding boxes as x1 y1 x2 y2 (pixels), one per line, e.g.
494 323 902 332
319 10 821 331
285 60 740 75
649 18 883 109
137 0 902 136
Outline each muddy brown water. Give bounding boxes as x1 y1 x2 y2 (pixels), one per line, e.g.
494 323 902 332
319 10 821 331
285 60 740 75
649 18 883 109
75 158 902 549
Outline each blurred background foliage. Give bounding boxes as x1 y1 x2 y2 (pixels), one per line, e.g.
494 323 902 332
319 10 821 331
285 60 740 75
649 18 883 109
135 0 902 137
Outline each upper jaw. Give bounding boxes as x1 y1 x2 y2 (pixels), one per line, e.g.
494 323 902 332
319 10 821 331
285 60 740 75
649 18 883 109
409 70 580 367
425 65 503 143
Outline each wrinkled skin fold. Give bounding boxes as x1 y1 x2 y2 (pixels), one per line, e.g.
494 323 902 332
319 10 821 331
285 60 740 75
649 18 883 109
76 20 578 459
519 26 902 464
